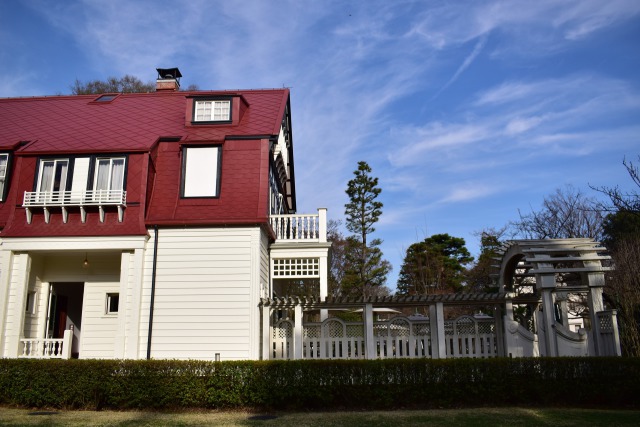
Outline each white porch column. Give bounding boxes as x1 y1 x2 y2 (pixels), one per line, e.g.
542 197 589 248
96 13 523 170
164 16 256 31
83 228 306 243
294 304 303 359
5 253 31 358
114 251 130 359
319 253 328 321
364 303 375 359
125 248 145 359
261 304 271 360
539 272 558 357
0 250 14 357
430 303 446 359
318 208 327 243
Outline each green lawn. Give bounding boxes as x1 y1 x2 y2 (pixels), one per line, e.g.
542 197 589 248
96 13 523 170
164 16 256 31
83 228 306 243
1 407 639 427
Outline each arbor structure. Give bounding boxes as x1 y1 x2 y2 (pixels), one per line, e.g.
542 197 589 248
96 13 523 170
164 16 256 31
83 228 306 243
342 161 390 298
396 233 473 296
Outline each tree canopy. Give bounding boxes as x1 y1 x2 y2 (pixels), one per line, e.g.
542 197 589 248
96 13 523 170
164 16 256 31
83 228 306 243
71 75 156 95
396 233 473 295
510 185 604 240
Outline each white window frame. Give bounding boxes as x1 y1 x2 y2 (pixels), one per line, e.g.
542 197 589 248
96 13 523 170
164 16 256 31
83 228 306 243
92 157 126 192
0 153 8 201
194 99 231 122
181 146 221 198
106 293 119 314
25 291 37 315
36 158 69 193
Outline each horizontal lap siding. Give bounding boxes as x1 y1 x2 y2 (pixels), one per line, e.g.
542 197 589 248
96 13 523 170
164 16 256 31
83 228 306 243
2 254 26 356
140 227 260 361
79 282 120 358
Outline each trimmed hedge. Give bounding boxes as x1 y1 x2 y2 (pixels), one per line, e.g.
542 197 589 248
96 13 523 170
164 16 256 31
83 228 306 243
0 357 638 410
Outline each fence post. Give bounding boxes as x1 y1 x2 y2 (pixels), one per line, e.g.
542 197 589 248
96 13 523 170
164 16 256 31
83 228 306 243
294 304 303 359
261 304 271 360
430 303 446 359
364 303 375 359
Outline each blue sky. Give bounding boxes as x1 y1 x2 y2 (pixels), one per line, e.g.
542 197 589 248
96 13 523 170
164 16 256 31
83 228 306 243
1 0 639 290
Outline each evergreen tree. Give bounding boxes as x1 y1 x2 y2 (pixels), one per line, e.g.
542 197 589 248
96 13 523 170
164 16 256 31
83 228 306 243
396 233 473 295
342 161 390 298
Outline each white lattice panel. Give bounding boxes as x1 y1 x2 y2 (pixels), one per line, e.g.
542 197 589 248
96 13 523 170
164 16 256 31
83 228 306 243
272 258 320 277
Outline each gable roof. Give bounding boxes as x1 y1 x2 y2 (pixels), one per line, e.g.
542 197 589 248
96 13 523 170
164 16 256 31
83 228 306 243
0 89 289 154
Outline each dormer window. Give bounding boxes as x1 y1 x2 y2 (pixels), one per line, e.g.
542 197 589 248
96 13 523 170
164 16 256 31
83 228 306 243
193 99 231 123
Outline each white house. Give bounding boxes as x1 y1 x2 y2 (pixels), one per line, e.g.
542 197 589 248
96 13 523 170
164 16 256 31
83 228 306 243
0 68 330 360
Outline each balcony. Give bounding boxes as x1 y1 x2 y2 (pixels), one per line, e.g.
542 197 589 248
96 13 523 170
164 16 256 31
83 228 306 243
269 208 327 243
23 189 127 224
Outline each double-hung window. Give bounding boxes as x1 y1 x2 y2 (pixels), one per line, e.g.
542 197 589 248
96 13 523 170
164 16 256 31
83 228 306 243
194 100 231 122
0 154 8 201
37 159 69 201
93 157 125 202
181 146 221 198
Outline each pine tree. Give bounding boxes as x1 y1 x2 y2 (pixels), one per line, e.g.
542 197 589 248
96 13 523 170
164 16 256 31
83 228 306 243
343 161 390 298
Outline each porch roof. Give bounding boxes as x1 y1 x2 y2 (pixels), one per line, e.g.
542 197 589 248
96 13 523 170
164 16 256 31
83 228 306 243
260 292 540 309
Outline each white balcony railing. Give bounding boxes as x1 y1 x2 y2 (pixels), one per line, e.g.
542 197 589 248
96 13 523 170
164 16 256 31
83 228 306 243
19 330 73 359
23 189 126 207
22 190 126 224
270 208 327 242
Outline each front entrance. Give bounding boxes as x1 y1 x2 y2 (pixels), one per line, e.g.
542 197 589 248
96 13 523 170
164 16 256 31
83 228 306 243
46 283 84 357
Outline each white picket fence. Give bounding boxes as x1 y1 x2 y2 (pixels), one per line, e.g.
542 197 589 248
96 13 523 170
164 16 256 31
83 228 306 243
271 315 497 360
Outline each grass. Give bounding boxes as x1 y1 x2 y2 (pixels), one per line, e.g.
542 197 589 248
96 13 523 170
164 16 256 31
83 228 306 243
0 407 639 427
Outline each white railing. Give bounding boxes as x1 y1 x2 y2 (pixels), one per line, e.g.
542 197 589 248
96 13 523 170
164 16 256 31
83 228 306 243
303 319 366 359
270 208 327 242
23 189 126 207
444 316 497 358
18 330 73 359
271 315 497 360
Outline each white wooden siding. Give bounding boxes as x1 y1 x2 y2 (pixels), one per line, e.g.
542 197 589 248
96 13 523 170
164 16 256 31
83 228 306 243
79 281 120 358
139 227 263 361
22 256 45 339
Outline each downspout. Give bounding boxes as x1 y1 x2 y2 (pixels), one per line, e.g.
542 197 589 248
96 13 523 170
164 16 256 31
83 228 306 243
146 225 159 359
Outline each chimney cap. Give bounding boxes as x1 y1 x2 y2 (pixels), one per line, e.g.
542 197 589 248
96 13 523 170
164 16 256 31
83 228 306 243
156 67 182 81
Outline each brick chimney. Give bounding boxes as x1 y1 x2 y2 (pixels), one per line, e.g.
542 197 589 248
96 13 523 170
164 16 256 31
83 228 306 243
156 67 182 91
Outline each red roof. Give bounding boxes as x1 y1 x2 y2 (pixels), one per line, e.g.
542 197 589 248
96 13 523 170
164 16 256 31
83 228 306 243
0 88 291 237
0 89 289 154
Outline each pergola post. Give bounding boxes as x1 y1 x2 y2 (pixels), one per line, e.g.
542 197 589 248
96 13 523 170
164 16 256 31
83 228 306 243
294 304 303 359
364 303 375 359
539 272 558 357
430 303 446 359
261 304 271 360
